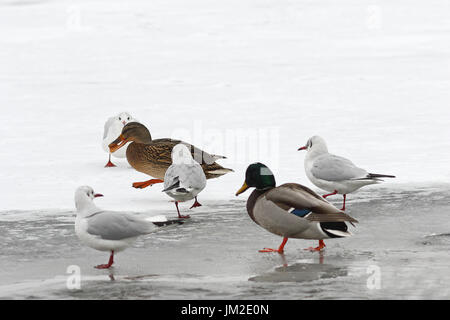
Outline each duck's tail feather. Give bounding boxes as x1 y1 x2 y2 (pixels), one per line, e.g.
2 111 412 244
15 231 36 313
208 168 234 175
203 163 234 179
320 222 353 238
324 228 352 238
210 154 227 161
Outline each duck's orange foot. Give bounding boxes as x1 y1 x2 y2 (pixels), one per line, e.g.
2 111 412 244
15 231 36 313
132 179 164 189
304 240 326 252
94 264 113 269
190 199 202 209
259 248 284 254
105 160 117 168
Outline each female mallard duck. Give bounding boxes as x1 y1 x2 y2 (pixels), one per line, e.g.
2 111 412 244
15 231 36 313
109 122 233 189
236 163 358 252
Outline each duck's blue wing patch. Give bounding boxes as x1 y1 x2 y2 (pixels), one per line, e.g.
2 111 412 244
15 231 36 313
289 208 312 218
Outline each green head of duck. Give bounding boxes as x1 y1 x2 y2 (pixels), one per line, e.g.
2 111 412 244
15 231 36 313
236 163 276 196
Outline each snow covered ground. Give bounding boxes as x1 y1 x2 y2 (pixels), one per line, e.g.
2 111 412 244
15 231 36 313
1 0 450 211
0 0 449 299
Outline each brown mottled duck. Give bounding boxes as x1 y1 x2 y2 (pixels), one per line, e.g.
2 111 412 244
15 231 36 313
109 122 233 189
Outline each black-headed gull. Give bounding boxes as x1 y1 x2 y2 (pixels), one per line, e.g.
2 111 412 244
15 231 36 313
162 144 207 219
298 136 395 210
102 112 138 168
74 186 182 269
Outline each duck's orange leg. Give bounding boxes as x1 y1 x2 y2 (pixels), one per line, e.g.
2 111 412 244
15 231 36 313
259 237 288 254
132 179 164 189
304 240 326 252
190 197 202 209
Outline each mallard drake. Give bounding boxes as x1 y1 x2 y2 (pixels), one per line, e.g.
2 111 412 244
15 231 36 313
298 136 395 210
102 112 138 167
236 163 358 252
109 122 233 188
162 144 207 219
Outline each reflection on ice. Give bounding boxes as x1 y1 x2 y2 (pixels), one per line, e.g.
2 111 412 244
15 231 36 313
249 262 348 283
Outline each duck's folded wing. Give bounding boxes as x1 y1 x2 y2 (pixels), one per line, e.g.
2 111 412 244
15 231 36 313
149 139 233 178
141 140 173 166
87 212 154 240
151 139 223 166
311 154 368 181
265 184 358 223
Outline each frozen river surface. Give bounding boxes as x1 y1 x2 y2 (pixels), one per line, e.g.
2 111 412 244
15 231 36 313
0 185 449 300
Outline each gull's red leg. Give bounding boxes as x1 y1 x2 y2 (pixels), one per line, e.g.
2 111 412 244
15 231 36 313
190 197 202 209
95 251 115 269
105 154 117 168
322 190 338 199
259 237 288 254
175 201 190 219
341 194 347 211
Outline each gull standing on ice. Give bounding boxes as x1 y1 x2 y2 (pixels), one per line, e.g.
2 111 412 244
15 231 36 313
298 136 395 210
74 186 182 269
102 112 137 167
162 144 207 219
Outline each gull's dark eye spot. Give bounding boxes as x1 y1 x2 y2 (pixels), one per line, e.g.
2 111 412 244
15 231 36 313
119 117 122 121
127 117 130 120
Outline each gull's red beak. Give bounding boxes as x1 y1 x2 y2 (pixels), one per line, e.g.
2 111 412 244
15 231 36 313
298 146 307 151
94 193 104 198
109 134 128 153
